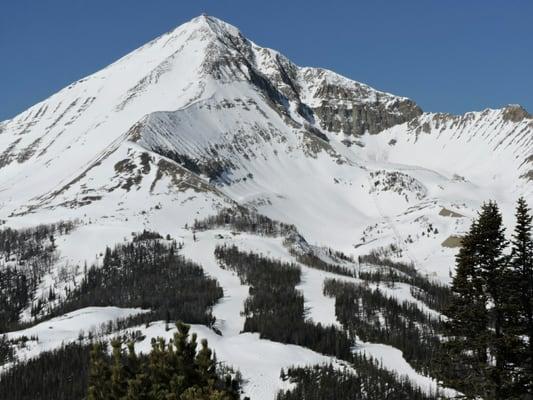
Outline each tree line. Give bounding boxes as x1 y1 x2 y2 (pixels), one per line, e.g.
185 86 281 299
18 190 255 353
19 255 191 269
0 323 245 400
0 221 76 332
214 244 353 359
277 361 439 400
1 232 225 376
196 207 357 277
0 341 91 400
0 334 14 365
358 253 452 313
51 234 223 327
324 278 442 377
193 206 297 237
215 244 442 398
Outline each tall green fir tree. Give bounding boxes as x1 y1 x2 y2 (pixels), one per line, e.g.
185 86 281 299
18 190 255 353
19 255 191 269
443 201 519 399
510 197 533 396
475 201 514 399
442 217 489 398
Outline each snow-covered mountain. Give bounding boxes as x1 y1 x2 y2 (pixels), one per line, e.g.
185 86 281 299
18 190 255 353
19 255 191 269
1 15 532 399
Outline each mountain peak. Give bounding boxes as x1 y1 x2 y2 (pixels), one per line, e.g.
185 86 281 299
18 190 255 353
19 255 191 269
172 14 242 42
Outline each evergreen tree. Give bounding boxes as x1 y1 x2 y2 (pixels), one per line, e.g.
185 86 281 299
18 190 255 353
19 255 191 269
147 337 173 399
174 321 199 388
110 339 127 400
442 219 489 397
125 341 140 380
443 201 521 399
196 338 217 387
510 197 533 395
0 342 91 400
125 372 151 400
87 342 111 400
86 322 240 400
475 201 512 399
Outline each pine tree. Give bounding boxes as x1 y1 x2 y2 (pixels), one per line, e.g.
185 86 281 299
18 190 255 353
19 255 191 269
125 341 140 380
125 372 151 400
510 197 533 395
147 337 173 399
174 321 198 386
110 339 127 400
87 342 111 400
442 218 489 398
442 201 519 399
196 338 217 388
85 322 239 400
103 247 112 267
475 201 512 399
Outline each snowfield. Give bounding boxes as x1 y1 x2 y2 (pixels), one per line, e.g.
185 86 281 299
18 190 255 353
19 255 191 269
3 228 457 397
2 307 147 372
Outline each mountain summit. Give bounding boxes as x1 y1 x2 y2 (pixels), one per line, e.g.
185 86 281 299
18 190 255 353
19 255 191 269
0 15 422 214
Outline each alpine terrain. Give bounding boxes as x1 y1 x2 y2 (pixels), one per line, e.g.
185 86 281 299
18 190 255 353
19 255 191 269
0 15 532 399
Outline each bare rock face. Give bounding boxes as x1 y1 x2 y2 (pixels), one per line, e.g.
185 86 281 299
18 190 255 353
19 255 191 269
314 96 422 136
196 17 423 137
294 68 423 136
502 104 531 122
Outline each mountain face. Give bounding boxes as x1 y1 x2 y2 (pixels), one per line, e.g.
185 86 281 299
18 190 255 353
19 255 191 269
1 15 530 275
1 15 532 399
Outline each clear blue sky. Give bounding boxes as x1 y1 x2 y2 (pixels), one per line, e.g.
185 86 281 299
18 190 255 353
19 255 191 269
1 0 532 120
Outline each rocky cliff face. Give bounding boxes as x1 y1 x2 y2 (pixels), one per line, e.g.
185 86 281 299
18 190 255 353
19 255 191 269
190 18 423 137
313 94 422 136
295 68 422 136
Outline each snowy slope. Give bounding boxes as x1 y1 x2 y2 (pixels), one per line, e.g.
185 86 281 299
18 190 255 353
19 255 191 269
1 14 531 399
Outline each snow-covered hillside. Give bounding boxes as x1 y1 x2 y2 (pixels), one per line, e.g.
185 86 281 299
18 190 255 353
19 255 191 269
0 14 531 399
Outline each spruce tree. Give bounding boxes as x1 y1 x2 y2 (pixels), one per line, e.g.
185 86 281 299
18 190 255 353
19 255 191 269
442 218 489 397
443 201 517 399
510 197 533 395
475 201 511 399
